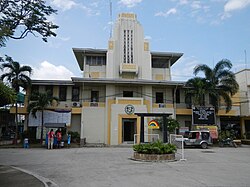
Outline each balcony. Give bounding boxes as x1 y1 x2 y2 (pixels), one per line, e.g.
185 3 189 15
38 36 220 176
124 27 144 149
119 63 138 74
116 97 143 105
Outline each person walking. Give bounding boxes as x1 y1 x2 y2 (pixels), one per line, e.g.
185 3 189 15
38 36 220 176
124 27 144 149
47 129 55 149
56 128 62 148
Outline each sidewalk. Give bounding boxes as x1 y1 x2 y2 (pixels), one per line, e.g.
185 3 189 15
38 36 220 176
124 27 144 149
0 142 80 149
0 165 45 187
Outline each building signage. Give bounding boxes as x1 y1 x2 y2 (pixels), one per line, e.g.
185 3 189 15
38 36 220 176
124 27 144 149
29 110 71 127
125 104 135 115
148 120 160 129
192 106 215 125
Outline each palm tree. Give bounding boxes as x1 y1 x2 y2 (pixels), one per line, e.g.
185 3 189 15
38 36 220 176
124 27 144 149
27 92 58 144
185 77 207 106
0 56 32 143
0 82 16 107
191 59 239 113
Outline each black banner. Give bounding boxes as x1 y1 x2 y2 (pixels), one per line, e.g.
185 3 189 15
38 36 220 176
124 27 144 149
192 107 215 125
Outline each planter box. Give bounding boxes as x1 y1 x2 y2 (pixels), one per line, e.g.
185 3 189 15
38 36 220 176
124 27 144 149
133 152 175 161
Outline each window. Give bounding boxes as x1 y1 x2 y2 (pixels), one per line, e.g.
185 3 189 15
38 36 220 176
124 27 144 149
86 56 106 66
123 29 134 64
175 89 181 103
156 92 164 103
91 91 99 102
123 91 133 97
72 86 79 101
59 86 67 101
185 95 192 108
45 86 53 98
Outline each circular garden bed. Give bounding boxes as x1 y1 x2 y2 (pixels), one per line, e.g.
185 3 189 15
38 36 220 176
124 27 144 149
133 152 175 161
132 141 176 162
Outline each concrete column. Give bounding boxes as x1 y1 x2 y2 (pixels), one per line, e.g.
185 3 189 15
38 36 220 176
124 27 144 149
140 116 144 143
163 115 168 143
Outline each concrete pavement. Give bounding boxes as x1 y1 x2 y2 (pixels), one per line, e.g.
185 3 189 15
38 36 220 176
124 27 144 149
0 146 250 187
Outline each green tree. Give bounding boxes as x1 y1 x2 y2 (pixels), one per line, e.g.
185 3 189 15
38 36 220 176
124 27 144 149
0 82 16 107
27 92 58 144
155 117 180 133
190 59 239 113
185 77 207 106
0 56 32 143
0 0 58 47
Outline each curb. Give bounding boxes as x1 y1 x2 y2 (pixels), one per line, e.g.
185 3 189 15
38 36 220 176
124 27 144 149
12 166 58 187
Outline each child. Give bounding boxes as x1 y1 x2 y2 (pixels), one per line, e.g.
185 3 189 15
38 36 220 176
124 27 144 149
24 138 29 148
67 133 71 148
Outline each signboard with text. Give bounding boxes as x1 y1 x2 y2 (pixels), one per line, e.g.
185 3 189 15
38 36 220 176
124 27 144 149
192 106 215 125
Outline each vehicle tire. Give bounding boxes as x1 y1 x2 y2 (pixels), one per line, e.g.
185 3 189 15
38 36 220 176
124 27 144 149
201 142 208 149
219 142 224 147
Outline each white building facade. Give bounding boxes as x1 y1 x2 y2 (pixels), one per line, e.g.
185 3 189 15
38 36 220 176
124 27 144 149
22 13 242 145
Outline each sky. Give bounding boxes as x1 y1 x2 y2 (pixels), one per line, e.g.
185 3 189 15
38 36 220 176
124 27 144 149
1 0 250 81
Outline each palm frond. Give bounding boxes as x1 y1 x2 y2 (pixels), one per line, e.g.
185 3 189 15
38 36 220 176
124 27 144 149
193 64 213 80
219 91 232 113
214 59 232 75
19 65 32 73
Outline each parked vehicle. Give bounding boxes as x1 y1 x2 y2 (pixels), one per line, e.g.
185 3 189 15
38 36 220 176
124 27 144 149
183 130 213 149
219 138 237 148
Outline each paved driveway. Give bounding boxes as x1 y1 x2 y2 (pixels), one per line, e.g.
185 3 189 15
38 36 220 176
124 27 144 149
0 146 250 187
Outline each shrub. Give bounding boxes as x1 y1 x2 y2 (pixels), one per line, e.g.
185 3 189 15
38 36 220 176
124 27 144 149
133 140 176 154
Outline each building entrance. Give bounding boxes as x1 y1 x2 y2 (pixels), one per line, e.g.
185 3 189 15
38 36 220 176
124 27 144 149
122 118 137 143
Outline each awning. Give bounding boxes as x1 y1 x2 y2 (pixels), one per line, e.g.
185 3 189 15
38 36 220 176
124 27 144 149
44 123 66 128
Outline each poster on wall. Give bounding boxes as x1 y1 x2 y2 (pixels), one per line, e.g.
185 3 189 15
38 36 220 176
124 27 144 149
196 126 218 139
28 109 71 127
192 106 215 125
148 120 160 129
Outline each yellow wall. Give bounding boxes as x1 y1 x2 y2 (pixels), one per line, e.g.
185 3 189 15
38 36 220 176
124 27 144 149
71 108 82 114
176 108 192 115
10 107 28 114
117 100 142 105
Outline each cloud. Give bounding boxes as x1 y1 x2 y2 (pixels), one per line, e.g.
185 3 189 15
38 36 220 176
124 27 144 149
50 0 99 15
50 0 77 11
220 12 232 20
32 61 74 80
118 0 142 8
179 0 188 5
58 36 70 42
224 0 250 12
191 1 202 9
171 56 200 81
144 35 152 40
80 4 100 16
220 0 250 20
155 8 177 17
